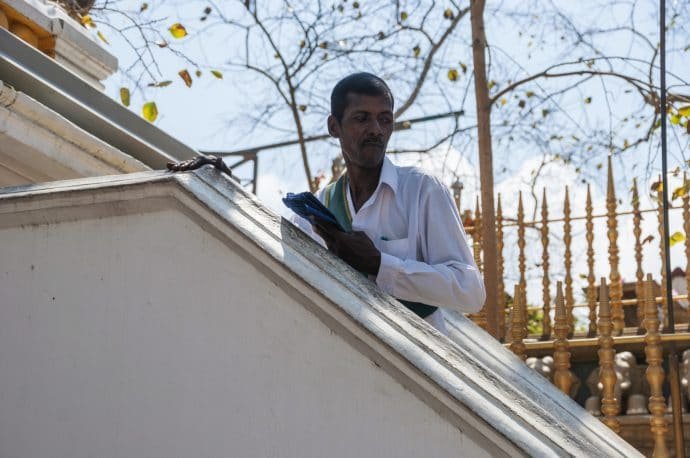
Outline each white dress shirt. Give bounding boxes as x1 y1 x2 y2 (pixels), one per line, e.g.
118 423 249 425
295 156 486 334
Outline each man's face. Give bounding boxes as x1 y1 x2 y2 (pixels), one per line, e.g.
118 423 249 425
328 93 394 170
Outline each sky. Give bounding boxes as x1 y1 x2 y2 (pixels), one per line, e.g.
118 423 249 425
91 0 690 319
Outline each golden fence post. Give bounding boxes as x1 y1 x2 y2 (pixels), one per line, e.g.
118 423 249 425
517 191 526 289
586 185 597 337
644 273 670 458
632 178 645 334
607 157 624 335
564 186 575 337
474 196 483 273
553 281 572 395
684 172 690 332
597 277 621 433
509 283 527 361
497 194 506 341
541 188 551 340
657 187 669 330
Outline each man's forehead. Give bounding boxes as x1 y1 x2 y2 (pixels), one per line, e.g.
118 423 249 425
344 92 393 113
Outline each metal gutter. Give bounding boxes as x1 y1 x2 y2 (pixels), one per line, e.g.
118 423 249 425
0 27 197 169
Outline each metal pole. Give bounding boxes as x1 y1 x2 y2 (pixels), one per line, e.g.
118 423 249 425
658 1 686 455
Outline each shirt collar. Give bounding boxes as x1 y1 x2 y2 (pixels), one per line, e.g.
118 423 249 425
378 155 399 195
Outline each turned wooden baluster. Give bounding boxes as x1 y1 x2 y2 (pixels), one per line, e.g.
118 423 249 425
632 178 645 334
497 194 506 341
597 278 621 433
553 281 572 395
564 186 575 337
541 188 551 340
606 157 624 335
467 197 488 331
684 173 690 333
473 196 483 273
517 190 526 295
586 185 597 337
657 187 669 330
643 273 670 457
509 284 527 361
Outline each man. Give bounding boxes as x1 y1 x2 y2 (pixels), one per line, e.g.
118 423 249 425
303 72 485 334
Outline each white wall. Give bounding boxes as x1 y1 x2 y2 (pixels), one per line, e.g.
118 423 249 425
0 207 496 458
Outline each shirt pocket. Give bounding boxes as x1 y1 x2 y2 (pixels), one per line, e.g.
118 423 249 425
379 237 409 259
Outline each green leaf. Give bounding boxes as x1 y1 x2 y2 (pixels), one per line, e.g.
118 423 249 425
148 80 172 88
140 2 149 12
142 102 158 122
211 70 223 79
400 11 408 21
584 96 592 104
119 87 130 107
97 31 109 45
412 45 420 58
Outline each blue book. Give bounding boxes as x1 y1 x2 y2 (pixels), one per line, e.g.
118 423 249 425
283 192 346 232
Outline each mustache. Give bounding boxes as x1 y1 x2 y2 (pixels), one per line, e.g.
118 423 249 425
362 137 384 147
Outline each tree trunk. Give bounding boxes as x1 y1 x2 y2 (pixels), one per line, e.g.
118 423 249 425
470 0 499 339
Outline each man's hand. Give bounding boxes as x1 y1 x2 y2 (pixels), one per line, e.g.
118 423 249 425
166 155 232 176
312 219 381 276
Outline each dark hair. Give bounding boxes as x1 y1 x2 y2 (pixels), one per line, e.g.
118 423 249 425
330 72 394 123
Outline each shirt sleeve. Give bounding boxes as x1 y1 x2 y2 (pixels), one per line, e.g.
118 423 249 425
375 179 486 313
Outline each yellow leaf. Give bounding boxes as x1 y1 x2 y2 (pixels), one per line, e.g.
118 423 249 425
670 231 685 246
319 42 328 49
526 91 535 97
178 69 192 88
140 2 149 12
81 15 95 28
670 114 681 125
298 104 307 112
97 31 109 45
299 40 306 48
672 183 688 200
401 11 408 21
443 8 454 19
447 68 459 82
651 181 663 193
211 70 223 79
412 45 420 58
142 102 158 122
500 97 507 106
678 105 690 117
148 80 172 88
119 88 130 107
584 96 592 104
169 23 188 39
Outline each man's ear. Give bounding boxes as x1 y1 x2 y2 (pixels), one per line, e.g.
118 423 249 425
327 114 340 138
